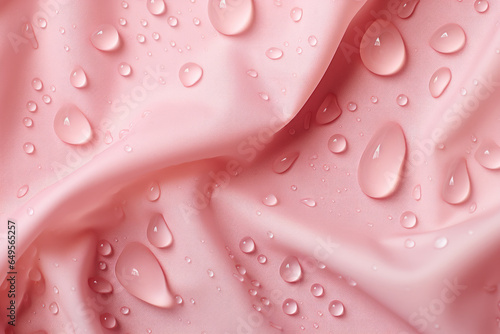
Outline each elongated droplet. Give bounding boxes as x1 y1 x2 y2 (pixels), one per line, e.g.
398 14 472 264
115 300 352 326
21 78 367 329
475 141 500 169
400 211 417 229
429 23 466 54
146 182 161 201
239 237 255 254
316 94 342 125
301 198 316 207
360 19 406 76
265 47 283 60
442 158 470 204
49 302 59 314
262 194 278 206
17 185 29 198
290 7 303 22
328 300 345 317
328 134 347 153
272 151 299 173
91 24 120 51
208 0 254 36
54 104 92 145
429 67 452 98
179 62 203 87
397 0 419 18
70 66 87 88
358 122 406 198
88 277 113 294
115 242 174 308
100 313 117 329
282 298 298 315
280 256 302 283
147 0 166 15
147 214 173 248
22 22 38 49
412 184 422 201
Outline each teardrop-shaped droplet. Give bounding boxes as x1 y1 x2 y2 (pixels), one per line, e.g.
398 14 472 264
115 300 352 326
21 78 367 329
429 67 452 98
328 300 345 317
17 185 29 198
49 302 59 314
70 66 87 88
265 47 283 60
397 0 420 18
400 211 417 229
279 256 302 283
54 104 92 145
32 78 43 91
23 142 35 154
272 151 299 173
179 62 203 87
442 158 470 204
328 134 347 153
91 24 120 51
146 182 161 201
147 0 166 15
115 242 174 308
97 240 113 256
412 184 422 201
239 237 256 254
358 122 407 198
118 62 132 77
262 194 278 207
290 7 303 22
147 214 173 248
282 298 298 315
474 0 489 13
475 140 500 170
316 94 342 125
88 277 113 294
360 19 406 76
429 23 466 54
100 313 117 329
300 198 316 207
310 283 324 297
208 0 254 36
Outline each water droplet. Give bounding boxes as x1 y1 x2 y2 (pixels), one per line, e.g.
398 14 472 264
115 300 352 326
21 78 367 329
358 122 407 198
328 300 345 317
442 158 470 204
239 237 256 254
193 17 201 26
147 0 166 15
208 0 254 35
23 142 35 154
88 277 113 294
434 237 448 249
100 313 117 329
140 19 149 27
404 239 416 248
32 78 43 91
429 23 466 54
49 302 59 314
167 16 178 27
328 134 347 154
300 198 316 207
115 242 174 308
179 62 203 87
272 151 299 173
91 24 120 51
147 214 173 248
27 207 34 216
97 240 112 257
308 35 318 47
396 94 408 106
257 255 267 264
247 69 258 78
310 283 324 297
119 18 127 26
120 306 130 315
290 7 303 22
475 140 500 169
412 185 422 201
17 185 29 198
137 34 146 43
282 298 298 315
370 96 378 104
27 101 37 113
152 32 160 40
146 182 161 202
266 47 283 60
429 67 452 98
42 95 51 104
469 202 477 213
316 94 342 125
54 104 93 145
474 0 489 13
360 19 406 76
248 289 257 296
235 264 246 275
118 62 132 77
22 116 33 128
398 0 420 18
400 211 417 229
70 66 87 88
262 194 278 206
347 102 357 112
122 1 128 8
175 295 183 304
280 256 302 283
98 261 107 270
258 92 269 101
38 18 47 29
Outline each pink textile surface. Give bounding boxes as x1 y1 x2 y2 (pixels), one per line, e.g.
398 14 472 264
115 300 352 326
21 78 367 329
1 0 500 333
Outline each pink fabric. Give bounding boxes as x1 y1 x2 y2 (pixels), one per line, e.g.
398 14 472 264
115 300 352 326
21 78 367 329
1 0 500 333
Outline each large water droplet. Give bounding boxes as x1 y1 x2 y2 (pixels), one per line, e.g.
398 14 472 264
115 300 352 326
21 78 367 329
310 283 324 297
17 185 29 198
147 214 173 248
147 0 166 15
262 194 278 207
265 47 283 60
400 211 417 229
397 0 420 18
179 62 203 87
91 24 120 51
475 140 500 169
328 134 347 153
146 182 161 201
429 67 452 98
442 158 470 204
115 242 174 308
358 122 407 198
272 151 299 173
282 298 298 315
100 313 117 329
239 237 255 253
208 0 254 36
279 256 302 283
328 300 345 317
429 23 466 54
474 0 489 13
360 19 406 76
70 66 87 88
88 277 113 294
316 94 342 125
290 7 303 22
54 104 92 145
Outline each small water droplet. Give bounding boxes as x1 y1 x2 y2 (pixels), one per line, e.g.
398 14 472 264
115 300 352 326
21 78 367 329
266 47 283 60
396 94 408 106
118 62 132 77
258 92 269 101
460 87 467 96
168 16 178 27
27 207 34 216
272 151 299 173
412 184 422 201
267 231 274 239
49 302 59 314
301 198 316 207
140 19 149 27
27 101 38 113
475 140 500 169
120 306 130 315
316 94 342 124
474 0 489 13
404 239 416 248
70 66 87 88
262 194 278 206
400 211 417 229
88 277 113 294
398 0 420 18
54 104 93 145
208 0 254 35
347 102 357 112
328 300 344 317
429 67 452 98
38 17 47 29
429 23 466 54
247 69 258 78
42 95 51 104
98 261 107 270
257 255 267 264
179 62 203 87
282 298 298 315
175 295 183 304
328 134 347 154
290 7 303 22
100 313 117 329
193 17 201 26
147 0 166 15
23 142 35 154
119 18 127 26
469 202 477 213
310 283 324 297
308 35 318 47
146 182 161 202
207 269 215 278
91 24 120 51
152 32 160 40
137 34 146 43
17 185 29 198
370 96 378 104
280 256 302 283
434 237 448 249
239 237 256 254
147 213 173 248
32 78 43 91
442 158 470 204
122 1 128 8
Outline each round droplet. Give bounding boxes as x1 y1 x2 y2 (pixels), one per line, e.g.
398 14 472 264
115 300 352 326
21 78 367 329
193 17 201 26
429 23 466 54
282 298 298 315
412 185 422 201
280 256 302 283
17 185 29 198
208 0 254 36
347 102 357 112
272 151 300 173
404 239 416 248
370 96 378 104
42 95 51 104
146 182 161 202
434 237 448 249
358 122 407 198
316 94 342 125
115 242 174 308
120 306 130 315
175 295 183 304
147 0 166 15
70 66 87 88
140 19 148 27
257 255 267 264
442 158 470 205
360 19 406 76
137 34 146 43
239 237 256 254
475 140 500 169
266 47 283 60
100 313 117 329
400 211 417 229
98 261 107 270
38 18 47 29
97 240 113 256
23 142 35 154
247 69 258 78
49 302 59 314
179 62 203 87
119 18 127 26
54 104 93 145
88 277 113 294
152 32 160 40
147 214 173 248
91 24 120 51
262 194 278 207
311 283 324 297
308 35 318 47
429 67 452 98
118 62 132 77
22 117 33 128
398 0 420 18
328 300 345 317
474 0 489 13
300 198 316 207
27 101 38 112
290 7 303 22
122 1 128 9
328 134 347 154
168 16 178 27
32 78 43 91
396 94 408 106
